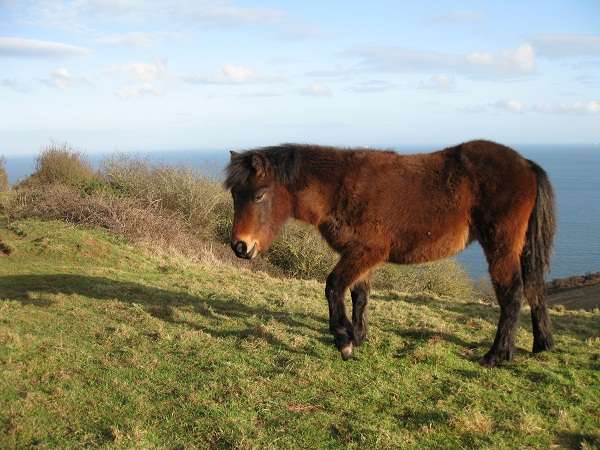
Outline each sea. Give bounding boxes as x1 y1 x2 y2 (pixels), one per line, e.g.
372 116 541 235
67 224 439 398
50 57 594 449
4 145 600 281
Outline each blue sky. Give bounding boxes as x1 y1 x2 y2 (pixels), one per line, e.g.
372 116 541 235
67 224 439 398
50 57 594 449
1 0 599 155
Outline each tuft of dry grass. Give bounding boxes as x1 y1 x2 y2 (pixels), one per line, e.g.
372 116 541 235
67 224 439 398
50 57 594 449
450 409 494 435
518 412 544 435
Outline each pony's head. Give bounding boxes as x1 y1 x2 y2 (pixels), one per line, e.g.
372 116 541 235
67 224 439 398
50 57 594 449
224 146 298 259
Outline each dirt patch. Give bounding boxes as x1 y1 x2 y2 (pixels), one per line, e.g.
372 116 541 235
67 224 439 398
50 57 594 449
547 284 600 311
0 240 12 256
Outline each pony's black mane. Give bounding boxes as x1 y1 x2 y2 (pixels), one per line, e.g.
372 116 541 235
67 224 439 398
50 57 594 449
226 143 347 189
224 144 299 189
224 143 395 190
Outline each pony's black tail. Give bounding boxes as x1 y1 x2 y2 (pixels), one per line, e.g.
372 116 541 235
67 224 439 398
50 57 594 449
521 160 556 352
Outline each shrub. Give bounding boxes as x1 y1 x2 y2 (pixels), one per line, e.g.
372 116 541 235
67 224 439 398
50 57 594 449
372 259 474 299
16 143 96 188
102 156 229 239
2 183 279 274
5 184 184 241
0 157 8 192
267 221 337 280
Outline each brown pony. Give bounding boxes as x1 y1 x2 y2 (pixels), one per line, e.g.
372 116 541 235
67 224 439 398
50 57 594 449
225 140 555 367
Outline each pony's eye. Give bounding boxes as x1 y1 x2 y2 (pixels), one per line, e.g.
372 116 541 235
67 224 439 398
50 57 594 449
254 191 266 202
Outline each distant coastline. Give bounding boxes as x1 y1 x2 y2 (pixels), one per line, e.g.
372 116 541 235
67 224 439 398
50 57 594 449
547 272 600 311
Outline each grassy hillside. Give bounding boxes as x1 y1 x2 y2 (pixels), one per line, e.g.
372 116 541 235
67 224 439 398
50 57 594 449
1 217 599 449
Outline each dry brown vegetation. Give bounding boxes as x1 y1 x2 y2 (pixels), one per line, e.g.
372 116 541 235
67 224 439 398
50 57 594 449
2 143 476 297
15 143 97 189
102 155 231 239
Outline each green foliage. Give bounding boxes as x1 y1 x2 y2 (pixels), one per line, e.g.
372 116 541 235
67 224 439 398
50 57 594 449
267 220 337 280
1 218 599 449
79 178 113 196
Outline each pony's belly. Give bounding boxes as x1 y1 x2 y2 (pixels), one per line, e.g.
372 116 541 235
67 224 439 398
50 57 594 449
388 226 471 264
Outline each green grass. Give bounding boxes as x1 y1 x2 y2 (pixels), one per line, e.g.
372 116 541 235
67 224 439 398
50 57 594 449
1 218 599 449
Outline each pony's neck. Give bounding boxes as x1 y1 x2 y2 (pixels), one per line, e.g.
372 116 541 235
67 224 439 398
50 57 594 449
289 165 339 228
270 146 343 227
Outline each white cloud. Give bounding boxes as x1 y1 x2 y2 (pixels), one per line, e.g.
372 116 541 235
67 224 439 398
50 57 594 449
299 83 332 97
466 44 535 74
493 99 526 113
109 59 169 99
463 99 600 115
95 31 183 47
41 68 89 89
534 101 600 115
346 80 394 93
115 83 160 99
461 99 526 113
532 34 600 58
343 43 536 77
110 59 169 83
432 11 483 24
0 37 89 58
220 64 255 82
183 64 282 85
418 74 455 92
22 0 285 28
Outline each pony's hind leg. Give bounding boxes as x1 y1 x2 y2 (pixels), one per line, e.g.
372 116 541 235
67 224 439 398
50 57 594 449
528 293 554 353
480 252 524 368
326 247 384 360
351 279 370 346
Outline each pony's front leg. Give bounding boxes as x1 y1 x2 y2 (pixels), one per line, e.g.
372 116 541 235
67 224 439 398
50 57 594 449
351 279 370 346
325 247 384 360
325 272 354 360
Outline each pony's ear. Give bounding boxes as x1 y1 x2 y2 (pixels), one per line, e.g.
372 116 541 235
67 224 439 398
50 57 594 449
229 150 240 160
251 153 267 179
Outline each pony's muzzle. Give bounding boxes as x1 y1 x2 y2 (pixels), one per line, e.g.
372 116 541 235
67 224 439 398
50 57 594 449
231 240 258 259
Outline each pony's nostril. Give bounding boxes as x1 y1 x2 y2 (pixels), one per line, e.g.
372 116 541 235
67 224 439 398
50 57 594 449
234 241 247 256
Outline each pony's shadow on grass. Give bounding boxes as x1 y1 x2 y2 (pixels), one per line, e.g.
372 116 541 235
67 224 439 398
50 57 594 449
387 327 487 362
0 274 327 357
374 291 600 342
382 325 532 365
556 431 600 449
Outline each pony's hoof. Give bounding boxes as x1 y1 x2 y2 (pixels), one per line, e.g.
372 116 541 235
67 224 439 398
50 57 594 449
479 349 512 368
532 336 554 353
352 332 367 347
340 342 353 360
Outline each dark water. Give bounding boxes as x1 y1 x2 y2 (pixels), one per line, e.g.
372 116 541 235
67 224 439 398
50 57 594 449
5 145 600 279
